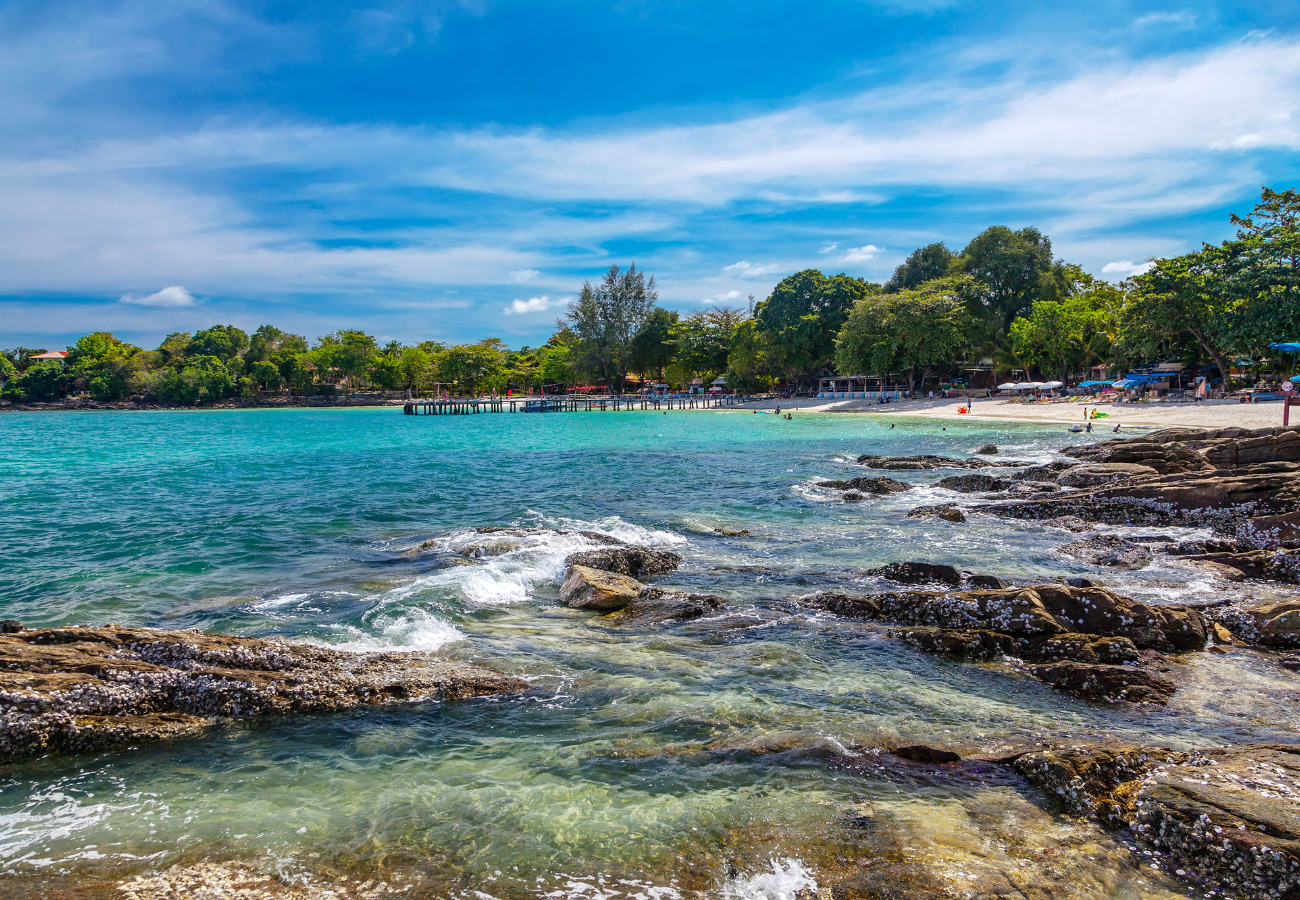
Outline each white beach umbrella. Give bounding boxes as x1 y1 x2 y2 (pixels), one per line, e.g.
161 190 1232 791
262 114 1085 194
1040 381 1064 389
1018 382 1044 390
996 382 1021 390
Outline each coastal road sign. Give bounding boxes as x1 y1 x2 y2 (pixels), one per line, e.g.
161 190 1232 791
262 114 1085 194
1285 381 1295 393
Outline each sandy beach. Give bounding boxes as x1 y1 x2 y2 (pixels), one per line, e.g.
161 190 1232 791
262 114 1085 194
734 395 1294 429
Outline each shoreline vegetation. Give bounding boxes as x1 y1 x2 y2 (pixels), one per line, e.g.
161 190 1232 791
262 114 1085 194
6 424 1300 898
4 188 1299 411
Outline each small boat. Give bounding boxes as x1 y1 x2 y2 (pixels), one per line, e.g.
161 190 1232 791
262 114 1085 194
1068 425 1084 433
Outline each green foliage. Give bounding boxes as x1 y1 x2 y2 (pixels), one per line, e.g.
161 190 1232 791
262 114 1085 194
158 355 235 405
630 307 678 379
835 276 974 393
186 325 249 361
436 341 503 395
755 270 875 383
65 332 143 401
884 243 956 294
668 308 743 384
1010 292 1115 382
1223 187 1300 354
961 226 1064 335
250 360 286 391
0 356 15 381
725 319 773 390
1 360 65 401
1123 247 1235 381
566 264 658 391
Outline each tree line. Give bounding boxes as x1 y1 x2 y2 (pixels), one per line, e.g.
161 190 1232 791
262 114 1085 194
4 188 1297 405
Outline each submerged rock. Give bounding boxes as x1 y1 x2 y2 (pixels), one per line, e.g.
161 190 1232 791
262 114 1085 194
905 503 967 523
976 443 998 455
611 588 726 624
1182 549 1300 584
855 454 1004 470
559 565 644 610
1028 661 1175 704
0 625 524 763
564 547 681 580
1058 534 1155 570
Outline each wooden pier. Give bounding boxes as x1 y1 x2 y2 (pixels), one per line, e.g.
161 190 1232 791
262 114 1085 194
402 394 751 415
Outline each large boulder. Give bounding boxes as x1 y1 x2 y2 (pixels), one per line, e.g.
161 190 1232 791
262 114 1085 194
1055 462 1160 487
867 561 963 586
564 547 681 580
982 466 1300 528
559 565 645 610
1212 598 1300 647
1184 549 1300 584
0 625 524 763
816 475 912 494
937 473 1015 493
1011 744 1183 817
1134 745 1300 900
1238 511 1300 550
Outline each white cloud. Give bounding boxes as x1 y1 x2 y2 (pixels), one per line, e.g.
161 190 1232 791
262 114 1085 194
1135 11 1196 27
119 285 198 307
509 268 540 282
706 289 743 303
1101 259 1155 277
818 242 838 254
504 295 557 315
724 260 779 276
843 245 883 262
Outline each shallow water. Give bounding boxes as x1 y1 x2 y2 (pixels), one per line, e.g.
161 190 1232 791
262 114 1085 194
0 407 1293 897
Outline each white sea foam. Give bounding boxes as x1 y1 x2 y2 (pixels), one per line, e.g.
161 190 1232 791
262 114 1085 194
722 858 817 900
325 607 465 653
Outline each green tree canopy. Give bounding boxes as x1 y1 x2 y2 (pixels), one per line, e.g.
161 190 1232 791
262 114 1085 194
566 263 658 392
630 307 678 380
884 242 956 294
961 226 1064 335
835 276 975 394
1123 247 1236 383
186 325 249 361
755 270 875 384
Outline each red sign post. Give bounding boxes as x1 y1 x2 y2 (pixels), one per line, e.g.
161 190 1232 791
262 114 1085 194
1285 380 1296 426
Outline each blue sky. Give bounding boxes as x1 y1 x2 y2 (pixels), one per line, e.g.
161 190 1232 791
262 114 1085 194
2 0 1299 350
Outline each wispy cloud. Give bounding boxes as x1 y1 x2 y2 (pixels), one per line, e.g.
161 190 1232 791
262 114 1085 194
723 261 780 276
818 242 839 254
504 295 557 315
843 245 883 262
119 285 198 307
1101 260 1155 277
1134 11 1196 27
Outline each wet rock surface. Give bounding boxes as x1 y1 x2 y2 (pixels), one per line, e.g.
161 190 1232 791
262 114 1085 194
1058 534 1156 570
854 454 1014 470
1211 598 1300 647
115 862 399 900
816 475 913 494
905 503 967 522
563 546 682 580
559 565 645 610
0 625 524 763
1183 549 1300 583
865 561 963 586
807 583 1203 703
1055 462 1161 487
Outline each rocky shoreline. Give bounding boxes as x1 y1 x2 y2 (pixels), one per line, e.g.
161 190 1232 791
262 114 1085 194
0 623 524 763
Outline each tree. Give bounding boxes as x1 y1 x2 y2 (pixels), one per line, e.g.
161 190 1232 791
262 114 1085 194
1124 248 1236 384
246 325 308 363
884 242 956 293
186 325 249 361
835 276 975 394
754 270 874 386
1223 187 1300 354
1009 294 1112 383
565 263 658 392
249 360 286 391
725 319 773 390
436 341 503 395
158 355 235 404
630 307 678 381
1 360 65 401
65 332 143 401
398 346 432 392
961 227 1063 336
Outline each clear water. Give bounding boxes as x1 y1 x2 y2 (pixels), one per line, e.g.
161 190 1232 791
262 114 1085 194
0 408 1293 898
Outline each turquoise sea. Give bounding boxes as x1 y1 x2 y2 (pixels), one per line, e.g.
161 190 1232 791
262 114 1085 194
1 408 1295 898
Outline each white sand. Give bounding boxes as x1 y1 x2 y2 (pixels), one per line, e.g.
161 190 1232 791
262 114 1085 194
733 395 1296 429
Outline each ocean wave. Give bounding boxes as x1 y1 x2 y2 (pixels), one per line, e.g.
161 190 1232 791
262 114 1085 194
722 858 817 900
321 607 465 653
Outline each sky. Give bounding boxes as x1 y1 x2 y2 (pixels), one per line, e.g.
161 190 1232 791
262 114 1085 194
2 0 1299 351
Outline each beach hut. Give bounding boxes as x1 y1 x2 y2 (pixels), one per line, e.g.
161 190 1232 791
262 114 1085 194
709 377 726 394
28 351 68 363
